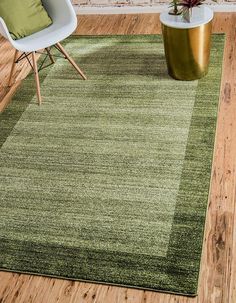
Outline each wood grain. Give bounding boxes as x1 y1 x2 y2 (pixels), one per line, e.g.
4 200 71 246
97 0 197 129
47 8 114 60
32 51 42 105
56 42 87 79
0 13 235 303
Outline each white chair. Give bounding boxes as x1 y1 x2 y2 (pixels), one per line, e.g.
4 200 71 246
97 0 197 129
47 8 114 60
0 0 86 105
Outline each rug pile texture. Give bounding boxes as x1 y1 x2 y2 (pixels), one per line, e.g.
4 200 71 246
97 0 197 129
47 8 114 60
0 35 224 295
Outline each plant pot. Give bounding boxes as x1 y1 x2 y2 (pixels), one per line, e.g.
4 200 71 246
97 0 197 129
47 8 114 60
182 7 193 22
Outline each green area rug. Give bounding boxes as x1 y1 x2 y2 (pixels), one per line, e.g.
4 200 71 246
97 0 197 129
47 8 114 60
0 35 224 296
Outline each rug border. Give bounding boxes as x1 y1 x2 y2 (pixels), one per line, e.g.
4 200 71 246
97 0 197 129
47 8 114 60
195 32 226 292
0 34 225 297
165 33 226 295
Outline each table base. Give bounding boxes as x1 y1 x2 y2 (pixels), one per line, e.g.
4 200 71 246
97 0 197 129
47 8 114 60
162 21 212 81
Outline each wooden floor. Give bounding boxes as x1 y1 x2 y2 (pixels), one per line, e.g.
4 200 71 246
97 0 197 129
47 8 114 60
0 13 236 303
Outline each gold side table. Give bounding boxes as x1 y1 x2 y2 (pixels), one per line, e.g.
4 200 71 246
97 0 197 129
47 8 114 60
160 7 214 81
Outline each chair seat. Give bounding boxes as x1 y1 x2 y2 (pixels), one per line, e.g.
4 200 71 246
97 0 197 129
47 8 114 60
12 19 76 52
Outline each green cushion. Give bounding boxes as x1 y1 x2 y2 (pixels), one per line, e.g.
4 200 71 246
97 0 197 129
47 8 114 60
0 0 52 40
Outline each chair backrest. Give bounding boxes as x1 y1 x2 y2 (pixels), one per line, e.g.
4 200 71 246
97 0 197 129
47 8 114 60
42 0 77 26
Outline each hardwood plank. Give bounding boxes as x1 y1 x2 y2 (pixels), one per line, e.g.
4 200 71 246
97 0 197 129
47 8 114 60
0 13 235 303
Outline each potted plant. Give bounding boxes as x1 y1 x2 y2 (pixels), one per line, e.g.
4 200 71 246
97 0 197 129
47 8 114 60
169 0 207 22
169 0 182 15
160 3 214 80
179 0 206 22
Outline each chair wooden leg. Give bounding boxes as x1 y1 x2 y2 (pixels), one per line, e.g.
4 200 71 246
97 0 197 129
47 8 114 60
45 47 55 64
8 50 19 87
56 42 87 80
32 52 42 106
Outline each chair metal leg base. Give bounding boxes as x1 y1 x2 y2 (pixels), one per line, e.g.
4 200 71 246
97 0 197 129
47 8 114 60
8 50 41 105
45 47 55 64
7 44 87 106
